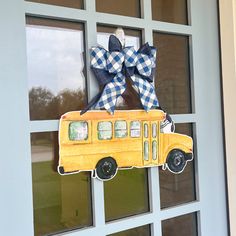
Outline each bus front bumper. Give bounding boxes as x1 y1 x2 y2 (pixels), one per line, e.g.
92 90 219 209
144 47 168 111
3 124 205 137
185 153 193 161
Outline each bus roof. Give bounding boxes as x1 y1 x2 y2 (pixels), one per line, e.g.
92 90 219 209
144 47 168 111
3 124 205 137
61 109 166 121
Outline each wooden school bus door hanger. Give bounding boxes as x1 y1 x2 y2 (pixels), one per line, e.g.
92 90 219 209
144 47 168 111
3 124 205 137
57 30 193 181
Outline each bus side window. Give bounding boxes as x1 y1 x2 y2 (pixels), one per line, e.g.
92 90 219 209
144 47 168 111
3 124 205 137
69 121 88 141
98 121 112 140
130 121 141 138
115 121 127 138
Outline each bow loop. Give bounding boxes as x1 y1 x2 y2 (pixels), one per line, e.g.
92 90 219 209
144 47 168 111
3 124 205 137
83 35 159 115
91 47 107 70
136 53 153 77
106 51 124 74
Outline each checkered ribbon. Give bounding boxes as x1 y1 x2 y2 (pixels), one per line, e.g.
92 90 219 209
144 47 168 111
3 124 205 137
84 35 159 114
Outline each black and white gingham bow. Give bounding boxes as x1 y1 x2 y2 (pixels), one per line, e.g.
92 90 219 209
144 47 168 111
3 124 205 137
82 35 159 114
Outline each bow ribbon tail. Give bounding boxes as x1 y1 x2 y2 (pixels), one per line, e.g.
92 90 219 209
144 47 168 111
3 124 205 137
130 75 159 111
95 73 126 114
80 91 103 115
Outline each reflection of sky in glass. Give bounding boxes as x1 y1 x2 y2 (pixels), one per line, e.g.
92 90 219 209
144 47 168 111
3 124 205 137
97 32 140 50
26 25 85 95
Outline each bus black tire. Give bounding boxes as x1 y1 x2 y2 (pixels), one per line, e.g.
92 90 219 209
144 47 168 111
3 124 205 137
96 157 117 180
167 149 186 174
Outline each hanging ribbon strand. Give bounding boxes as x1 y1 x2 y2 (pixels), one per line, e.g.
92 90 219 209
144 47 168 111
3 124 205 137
81 35 159 115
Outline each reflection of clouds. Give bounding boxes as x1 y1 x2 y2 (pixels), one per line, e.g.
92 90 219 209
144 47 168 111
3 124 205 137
26 25 85 95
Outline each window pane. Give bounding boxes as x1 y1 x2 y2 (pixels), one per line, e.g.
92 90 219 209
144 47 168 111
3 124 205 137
69 121 88 140
98 121 112 140
144 141 149 161
130 121 141 137
115 121 126 130
152 141 157 160
26 17 87 120
26 0 84 9
108 225 151 236
97 26 143 110
98 131 112 140
98 121 112 130
115 130 127 138
130 121 141 129
159 124 196 208
31 132 92 236
104 168 149 221
162 213 198 236
153 33 191 114
144 124 149 138
152 0 188 25
96 0 140 18
115 121 127 138
152 123 157 138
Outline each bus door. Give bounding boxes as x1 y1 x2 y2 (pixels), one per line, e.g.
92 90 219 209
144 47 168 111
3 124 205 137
142 121 158 166
151 121 158 165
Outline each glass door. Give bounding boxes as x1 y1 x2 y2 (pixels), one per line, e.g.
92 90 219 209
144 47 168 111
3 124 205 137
0 0 228 235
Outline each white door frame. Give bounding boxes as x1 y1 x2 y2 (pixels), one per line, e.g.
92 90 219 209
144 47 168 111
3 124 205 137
219 0 236 235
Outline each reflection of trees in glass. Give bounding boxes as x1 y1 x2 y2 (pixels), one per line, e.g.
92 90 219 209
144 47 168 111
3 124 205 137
31 132 93 236
29 87 86 120
29 87 54 120
31 132 53 146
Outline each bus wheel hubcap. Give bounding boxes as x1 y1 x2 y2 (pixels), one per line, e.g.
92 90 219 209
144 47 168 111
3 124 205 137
173 155 182 166
102 161 112 174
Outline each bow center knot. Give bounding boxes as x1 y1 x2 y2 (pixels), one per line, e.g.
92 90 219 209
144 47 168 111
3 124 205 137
107 51 124 74
123 47 138 67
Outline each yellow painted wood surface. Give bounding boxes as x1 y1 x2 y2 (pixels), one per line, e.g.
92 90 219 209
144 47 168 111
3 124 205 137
58 109 193 173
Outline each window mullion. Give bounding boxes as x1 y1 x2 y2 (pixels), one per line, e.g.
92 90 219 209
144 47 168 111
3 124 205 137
142 1 162 236
85 0 106 234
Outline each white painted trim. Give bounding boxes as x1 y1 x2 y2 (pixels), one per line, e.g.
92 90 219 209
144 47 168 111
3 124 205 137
219 0 236 235
56 203 200 236
0 1 34 235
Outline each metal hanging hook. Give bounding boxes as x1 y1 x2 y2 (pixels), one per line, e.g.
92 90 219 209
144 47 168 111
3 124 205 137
114 28 125 47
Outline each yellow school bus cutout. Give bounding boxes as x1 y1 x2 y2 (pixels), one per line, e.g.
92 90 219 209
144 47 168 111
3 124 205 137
58 109 193 180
